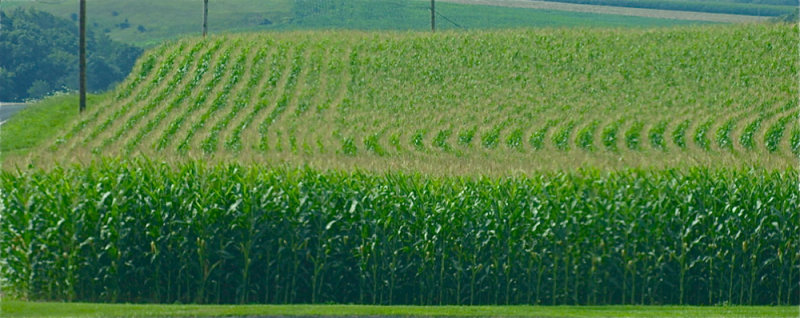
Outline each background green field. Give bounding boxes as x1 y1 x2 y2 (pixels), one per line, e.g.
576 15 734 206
536 0 797 16
3 0 712 47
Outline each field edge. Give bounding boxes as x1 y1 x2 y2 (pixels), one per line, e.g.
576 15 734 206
1 301 799 318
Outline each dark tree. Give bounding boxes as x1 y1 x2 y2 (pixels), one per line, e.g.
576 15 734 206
0 8 142 101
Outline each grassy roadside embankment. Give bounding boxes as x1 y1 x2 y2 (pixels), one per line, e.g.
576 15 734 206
0 94 101 162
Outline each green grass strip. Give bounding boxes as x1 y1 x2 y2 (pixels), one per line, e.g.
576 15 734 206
0 94 101 156
2 301 797 318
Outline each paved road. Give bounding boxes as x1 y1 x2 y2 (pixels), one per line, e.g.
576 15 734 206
0 103 26 125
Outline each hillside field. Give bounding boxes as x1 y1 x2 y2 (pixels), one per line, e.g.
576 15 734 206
6 24 797 173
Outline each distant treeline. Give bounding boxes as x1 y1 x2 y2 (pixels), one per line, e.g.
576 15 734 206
541 0 797 16
0 8 141 102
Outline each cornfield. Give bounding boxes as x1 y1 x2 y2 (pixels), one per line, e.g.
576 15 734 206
2 161 797 305
21 24 795 172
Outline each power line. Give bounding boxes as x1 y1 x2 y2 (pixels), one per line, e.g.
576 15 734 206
414 5 466 30
436 10 465 29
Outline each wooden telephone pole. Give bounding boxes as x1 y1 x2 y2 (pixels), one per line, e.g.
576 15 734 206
79 0 86 113
430 0 435 32
203 0 208 37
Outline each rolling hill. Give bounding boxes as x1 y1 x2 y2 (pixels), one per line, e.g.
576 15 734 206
9 23 796 173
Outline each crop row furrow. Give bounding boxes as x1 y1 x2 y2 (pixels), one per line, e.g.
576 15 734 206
123 40 209 153
764 111 798 152
114 45 168 100
100 42 200 152
284 45 328 155
258 43 308 152
177 45 249 153
224 41 289 152
80 44 186 147
53 45 167 149
309 45 353 155
201 46 272 154
156 40 231 151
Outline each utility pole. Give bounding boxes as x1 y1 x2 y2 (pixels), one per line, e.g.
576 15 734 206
79 0 86 113
203 0 208 37
430 0 435 32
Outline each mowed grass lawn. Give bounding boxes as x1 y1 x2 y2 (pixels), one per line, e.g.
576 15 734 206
2 301 798 317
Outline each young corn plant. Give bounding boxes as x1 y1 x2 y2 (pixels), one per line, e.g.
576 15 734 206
601 119 624 151
648 120 668 150
412 129 426 150
672 120 690 149
505 128 524 151
739 118 762 150
389 132 403 152
529 120 558 150
433 129 452 151
576 120 599 151
341 136 357 155
764 113 795 152
715 118 736 150
481 125 503 149
458 127 477 147
790 125 800 155
693 119 713 150
363 132 385 156
552 121 576 151
624 121 644 150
